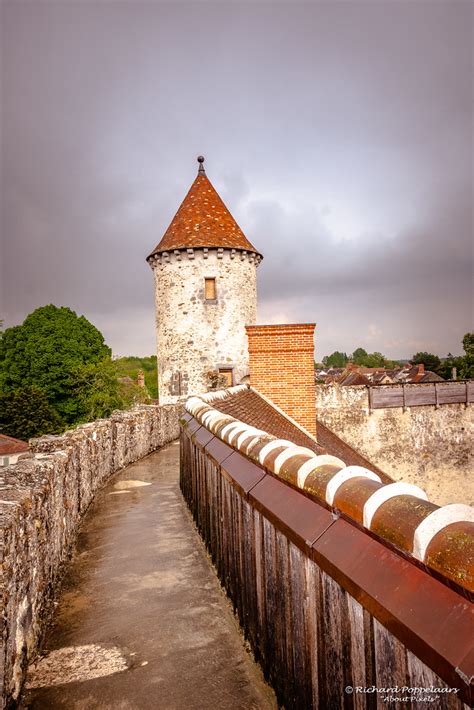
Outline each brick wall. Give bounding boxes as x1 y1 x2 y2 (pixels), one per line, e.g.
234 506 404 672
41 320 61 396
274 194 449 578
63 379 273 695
245 323 316 436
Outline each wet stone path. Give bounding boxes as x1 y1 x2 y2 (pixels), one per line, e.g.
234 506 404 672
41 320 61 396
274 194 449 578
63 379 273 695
21 441 276 710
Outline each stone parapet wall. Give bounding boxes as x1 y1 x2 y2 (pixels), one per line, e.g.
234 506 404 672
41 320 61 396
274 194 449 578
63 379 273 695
0 404 181 708
315 384 473 506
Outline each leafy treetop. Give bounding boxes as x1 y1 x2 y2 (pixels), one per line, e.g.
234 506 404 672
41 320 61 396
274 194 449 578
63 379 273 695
0 305 111 423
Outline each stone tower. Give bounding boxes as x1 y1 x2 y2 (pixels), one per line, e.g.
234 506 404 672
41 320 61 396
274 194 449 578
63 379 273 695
146 157 263 404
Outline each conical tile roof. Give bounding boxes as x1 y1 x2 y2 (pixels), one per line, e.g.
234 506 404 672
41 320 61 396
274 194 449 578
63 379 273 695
147 160 261 259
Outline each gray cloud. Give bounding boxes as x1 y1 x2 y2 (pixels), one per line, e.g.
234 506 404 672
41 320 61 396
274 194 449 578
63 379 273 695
1 0 472 358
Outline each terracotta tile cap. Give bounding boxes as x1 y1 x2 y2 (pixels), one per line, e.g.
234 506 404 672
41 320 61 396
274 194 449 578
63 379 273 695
424 521 474 592
325 465 381 506
297 455 346 488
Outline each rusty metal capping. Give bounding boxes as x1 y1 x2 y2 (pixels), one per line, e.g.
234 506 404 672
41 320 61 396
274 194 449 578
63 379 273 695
185 417 201 435
249 474 336 551
192 426 214 448
310 517 473 704
456 645 474 690
220 451 266 497
204 437 234 465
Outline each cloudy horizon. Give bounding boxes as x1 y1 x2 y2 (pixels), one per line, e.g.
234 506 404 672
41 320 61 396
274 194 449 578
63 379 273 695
1 0 472 360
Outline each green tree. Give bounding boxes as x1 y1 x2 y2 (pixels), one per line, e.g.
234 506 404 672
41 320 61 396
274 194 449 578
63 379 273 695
460 332 474 379
322 351 349 368
351 347 368 364
411 351 442 375
0 305 111 423
438 353 464 380
71 358 124 422
0 386 64 440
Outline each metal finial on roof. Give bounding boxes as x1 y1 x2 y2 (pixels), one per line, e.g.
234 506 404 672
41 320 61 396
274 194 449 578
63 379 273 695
197 155 205 175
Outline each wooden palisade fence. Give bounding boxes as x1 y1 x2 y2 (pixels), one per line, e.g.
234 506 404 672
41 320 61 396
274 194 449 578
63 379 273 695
180 413 473 709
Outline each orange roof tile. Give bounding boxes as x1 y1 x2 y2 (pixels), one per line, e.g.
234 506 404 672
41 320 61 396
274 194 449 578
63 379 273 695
147 159 261 259
0 434 29 455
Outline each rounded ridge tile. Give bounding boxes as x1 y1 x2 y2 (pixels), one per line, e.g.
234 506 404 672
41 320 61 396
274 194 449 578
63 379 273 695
224 422 249 445
258 440 294 465
326 466 381 506
219 422 242 441
236 427 263 449
363 482 428 529
297 454 346 488
412 503 474 562
273 446 316 474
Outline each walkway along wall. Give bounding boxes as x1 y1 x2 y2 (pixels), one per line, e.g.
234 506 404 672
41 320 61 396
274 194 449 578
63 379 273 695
316 384 473 507
1 404 181 708
180 403 473 709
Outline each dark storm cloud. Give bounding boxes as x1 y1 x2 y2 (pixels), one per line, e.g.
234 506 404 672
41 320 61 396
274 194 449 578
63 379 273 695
1 0 472 358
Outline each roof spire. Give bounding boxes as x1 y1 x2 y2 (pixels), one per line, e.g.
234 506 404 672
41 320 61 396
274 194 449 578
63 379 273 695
197 155 205 175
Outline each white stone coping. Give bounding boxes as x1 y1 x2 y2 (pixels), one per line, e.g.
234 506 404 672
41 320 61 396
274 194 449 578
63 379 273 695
296 455 346 489
363 482 428 530
412 504 474 562
325 466 382 506
258 440 295 466
273 446 316 474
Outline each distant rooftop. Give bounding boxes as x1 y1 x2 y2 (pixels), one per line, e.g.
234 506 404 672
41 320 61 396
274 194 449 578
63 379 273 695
0 434 29 456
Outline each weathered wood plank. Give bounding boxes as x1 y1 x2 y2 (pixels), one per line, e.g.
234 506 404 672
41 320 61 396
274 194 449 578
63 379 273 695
370 382 469 408
304 556 320 709
371 388 404 408
404 385 436 406
289 543 313 709
320 570 353 708
406 650 466 710
253 509 266 664
347 596 375 710
275 528 293 705
373 618 409 710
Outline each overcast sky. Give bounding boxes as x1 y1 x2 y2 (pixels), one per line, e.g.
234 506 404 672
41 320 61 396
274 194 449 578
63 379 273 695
1 0 472 359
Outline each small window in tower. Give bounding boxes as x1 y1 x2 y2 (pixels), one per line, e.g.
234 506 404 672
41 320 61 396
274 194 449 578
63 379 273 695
218 368 233 387
204 277 217 301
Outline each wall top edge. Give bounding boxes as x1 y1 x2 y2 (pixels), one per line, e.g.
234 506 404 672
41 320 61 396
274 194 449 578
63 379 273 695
183 390 474 596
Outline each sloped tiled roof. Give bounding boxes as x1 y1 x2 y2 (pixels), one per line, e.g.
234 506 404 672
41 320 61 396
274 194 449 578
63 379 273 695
209 386 391 482
147 162 260 259
0 434 29 456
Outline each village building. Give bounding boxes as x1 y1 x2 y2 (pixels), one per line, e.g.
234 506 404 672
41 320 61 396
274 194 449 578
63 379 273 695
0 433 29 467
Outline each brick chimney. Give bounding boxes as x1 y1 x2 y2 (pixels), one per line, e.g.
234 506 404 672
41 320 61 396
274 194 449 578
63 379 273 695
245 323 316 437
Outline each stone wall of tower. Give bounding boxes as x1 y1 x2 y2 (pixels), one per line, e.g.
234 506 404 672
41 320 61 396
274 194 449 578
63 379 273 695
151 248 258 404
